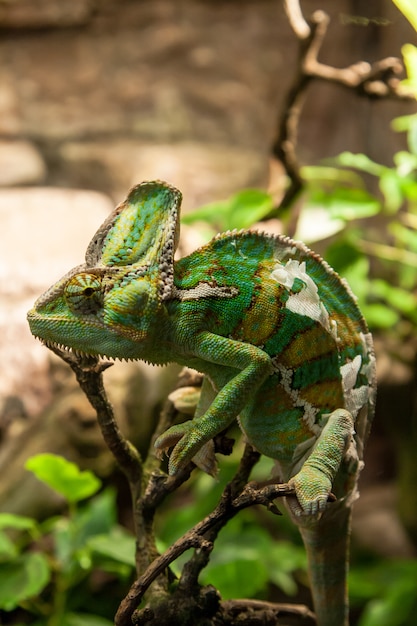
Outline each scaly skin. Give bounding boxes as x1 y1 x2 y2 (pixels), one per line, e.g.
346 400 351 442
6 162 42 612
27 181 376 626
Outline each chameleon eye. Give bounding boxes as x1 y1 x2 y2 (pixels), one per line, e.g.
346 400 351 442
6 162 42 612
64 273 103 314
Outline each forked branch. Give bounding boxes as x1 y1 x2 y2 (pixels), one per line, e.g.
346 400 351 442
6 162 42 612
274 0 415 210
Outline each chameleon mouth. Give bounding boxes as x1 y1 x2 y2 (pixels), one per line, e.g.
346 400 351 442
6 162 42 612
38 338 116 362
38 338 144 363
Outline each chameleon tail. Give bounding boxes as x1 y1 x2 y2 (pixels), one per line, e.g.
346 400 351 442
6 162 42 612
298 503 351 626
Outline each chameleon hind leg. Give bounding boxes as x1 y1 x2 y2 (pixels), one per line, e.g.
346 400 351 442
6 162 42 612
288 408 357 517
286 408 358 626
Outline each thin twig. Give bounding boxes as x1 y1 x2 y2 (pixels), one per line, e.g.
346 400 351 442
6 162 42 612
47 346 142 484
273 1 415 214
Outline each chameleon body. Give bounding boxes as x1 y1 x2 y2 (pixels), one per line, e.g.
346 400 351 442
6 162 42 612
28 181 376 626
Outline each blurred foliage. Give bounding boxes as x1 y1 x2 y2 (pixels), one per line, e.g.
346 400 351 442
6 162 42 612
0 454 135 625
299 117 417 333
350 559 417 626
181 188 274 233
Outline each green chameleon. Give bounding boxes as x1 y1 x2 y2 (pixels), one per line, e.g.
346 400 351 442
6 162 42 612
28 181 376 626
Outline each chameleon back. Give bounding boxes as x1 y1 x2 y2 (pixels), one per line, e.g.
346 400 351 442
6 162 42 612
173 230 375 471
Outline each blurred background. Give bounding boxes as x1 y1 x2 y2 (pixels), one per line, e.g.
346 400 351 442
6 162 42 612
0 1 416 625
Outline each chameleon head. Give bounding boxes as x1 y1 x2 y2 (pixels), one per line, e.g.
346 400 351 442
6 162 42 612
27 266 162 360
27 180 182 362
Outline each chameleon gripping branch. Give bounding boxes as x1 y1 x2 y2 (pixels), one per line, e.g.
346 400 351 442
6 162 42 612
28 180 376 626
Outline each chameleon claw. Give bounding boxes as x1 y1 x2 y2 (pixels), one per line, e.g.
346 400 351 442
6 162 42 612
154 420 211 475
167 427 208 475
154 425 186 455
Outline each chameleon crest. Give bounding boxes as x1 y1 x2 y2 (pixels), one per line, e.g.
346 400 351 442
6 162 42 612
28 181 376 626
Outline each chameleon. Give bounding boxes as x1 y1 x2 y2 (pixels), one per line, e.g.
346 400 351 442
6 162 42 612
27 180 376 626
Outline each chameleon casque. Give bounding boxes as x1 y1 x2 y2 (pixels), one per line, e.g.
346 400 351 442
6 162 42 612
28 181 376 626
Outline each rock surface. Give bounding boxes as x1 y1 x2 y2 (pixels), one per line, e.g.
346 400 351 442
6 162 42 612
0 140 46 186
0 187 113 416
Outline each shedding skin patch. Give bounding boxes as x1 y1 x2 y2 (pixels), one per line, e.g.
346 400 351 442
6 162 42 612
272 361 321 434
171 283 238 301
340 354 369 417
271 260 335 338
359 331 376 385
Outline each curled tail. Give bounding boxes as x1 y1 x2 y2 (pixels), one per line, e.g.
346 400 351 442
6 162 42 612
297 502 351 626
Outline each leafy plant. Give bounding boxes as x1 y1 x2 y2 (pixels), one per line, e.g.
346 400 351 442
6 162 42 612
0 454 135 625
181 188 274 235
298 120 417 331
350 558 417 626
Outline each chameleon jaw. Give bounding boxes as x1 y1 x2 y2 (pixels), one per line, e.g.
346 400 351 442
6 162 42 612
33 336 114 362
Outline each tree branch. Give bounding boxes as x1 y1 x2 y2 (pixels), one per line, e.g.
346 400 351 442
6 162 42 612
115 442 295 626
273 0 415 212
47 346 142 484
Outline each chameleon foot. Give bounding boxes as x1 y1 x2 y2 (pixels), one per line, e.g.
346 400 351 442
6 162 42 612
288 467 332 518
155 420 216 475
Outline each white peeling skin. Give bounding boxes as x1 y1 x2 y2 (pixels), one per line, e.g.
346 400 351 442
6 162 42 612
271 260 332 334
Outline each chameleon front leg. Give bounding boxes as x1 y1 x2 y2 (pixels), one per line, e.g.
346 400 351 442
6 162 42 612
288 408 356 516
155 331 273 474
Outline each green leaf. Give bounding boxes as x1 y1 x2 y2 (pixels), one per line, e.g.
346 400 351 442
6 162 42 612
407 116 417 155
200 516 303 600
357 562 417 626
393 150 417 176
298 186 379 243
324 237 363 275
182 189 273 232
266 541 307 596
0 552 50 610
391 114 416 132
379 170 404 213
400 176 417 200
362 303 399 329
88 526 136 567
326 188 380 221
182 199 230 225
391 114 417 154
74 488 118 541
227 189 274 230
389 221 417 253
335 152 385 176
202 557 269 599
401 44 417 97
0 531 18 560
328 253 370 306
301 165 365 187
53 518 93 577
371 279 417 315
0 513 38 533
52 490 119 575
25 454 101 503
393 0 417 31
